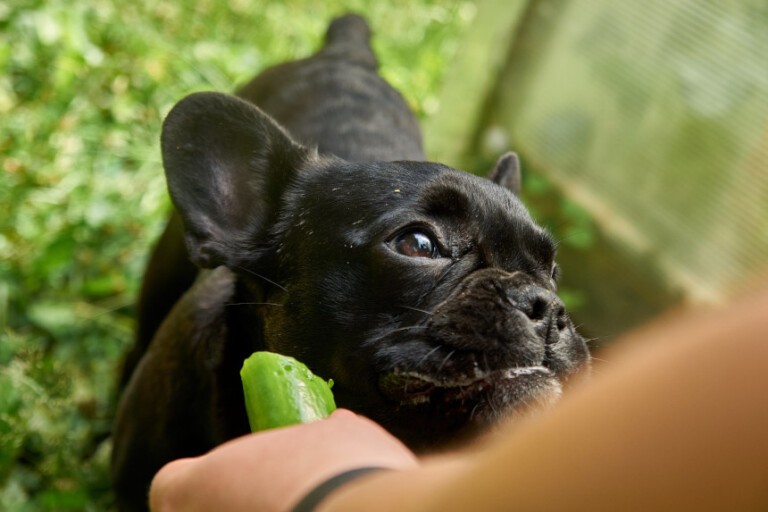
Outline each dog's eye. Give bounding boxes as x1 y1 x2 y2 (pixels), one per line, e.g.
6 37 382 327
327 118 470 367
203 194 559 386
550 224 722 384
551 263 561 282
393 231 437 258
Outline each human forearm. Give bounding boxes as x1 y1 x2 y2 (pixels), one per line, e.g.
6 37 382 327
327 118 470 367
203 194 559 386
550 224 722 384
323 285 768 511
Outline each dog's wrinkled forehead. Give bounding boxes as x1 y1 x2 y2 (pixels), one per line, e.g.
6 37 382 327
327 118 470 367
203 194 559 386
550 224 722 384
415 167 555 267
283 159 554 268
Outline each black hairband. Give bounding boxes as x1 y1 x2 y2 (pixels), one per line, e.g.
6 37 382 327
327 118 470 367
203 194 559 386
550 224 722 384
292 467 389 512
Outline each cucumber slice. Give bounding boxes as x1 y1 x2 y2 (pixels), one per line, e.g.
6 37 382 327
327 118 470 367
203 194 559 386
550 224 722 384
240 351 336 432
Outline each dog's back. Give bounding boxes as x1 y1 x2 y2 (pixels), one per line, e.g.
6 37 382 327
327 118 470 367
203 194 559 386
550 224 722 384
237 14 423 163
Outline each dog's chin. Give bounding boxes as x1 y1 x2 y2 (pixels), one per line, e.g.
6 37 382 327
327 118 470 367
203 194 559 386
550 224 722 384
376 366 562 450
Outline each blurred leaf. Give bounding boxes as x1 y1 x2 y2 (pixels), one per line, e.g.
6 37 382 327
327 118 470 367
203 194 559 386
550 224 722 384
27 302 78 336
38 487 89 510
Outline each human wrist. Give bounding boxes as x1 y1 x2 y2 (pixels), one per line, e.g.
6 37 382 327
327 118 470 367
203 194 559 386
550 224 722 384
291 467 390 512
316 456 469 512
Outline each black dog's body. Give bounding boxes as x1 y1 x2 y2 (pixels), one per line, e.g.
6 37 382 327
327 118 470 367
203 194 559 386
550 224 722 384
112 15 589 511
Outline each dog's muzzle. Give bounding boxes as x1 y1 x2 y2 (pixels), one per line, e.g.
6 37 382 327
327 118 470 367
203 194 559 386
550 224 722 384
376 269 584 415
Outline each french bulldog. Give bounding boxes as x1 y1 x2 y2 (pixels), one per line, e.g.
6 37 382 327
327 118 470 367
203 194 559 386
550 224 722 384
112 13 590 511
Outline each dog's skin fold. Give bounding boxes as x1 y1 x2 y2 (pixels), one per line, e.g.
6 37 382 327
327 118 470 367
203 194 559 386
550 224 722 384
112 14 590 511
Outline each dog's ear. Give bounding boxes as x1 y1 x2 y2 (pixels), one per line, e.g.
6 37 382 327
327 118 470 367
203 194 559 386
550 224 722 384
161 92 310 269
488 151 521 196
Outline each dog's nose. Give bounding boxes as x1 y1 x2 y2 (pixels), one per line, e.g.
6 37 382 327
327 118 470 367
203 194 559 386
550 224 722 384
508 286 568 343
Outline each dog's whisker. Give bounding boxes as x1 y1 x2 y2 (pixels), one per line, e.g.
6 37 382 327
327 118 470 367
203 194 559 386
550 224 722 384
389 325 429 334
584 336 604 346
364 329 397 346
589 356 613 365
399 305 434 316
489 395 501 419
437 350 456 373
234 266 288 292
415 345 443 369
364 325 429 345
469 402 482 421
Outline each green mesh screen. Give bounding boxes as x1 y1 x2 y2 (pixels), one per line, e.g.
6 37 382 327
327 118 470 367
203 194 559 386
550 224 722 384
494 0 768 301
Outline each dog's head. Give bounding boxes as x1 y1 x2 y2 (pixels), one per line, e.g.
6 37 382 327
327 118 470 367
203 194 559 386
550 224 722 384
162 92 590 449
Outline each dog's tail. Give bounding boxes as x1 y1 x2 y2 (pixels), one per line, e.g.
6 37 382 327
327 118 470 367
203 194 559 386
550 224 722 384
321 13 378 70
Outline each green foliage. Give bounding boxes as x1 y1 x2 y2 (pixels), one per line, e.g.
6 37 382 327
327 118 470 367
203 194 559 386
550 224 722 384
519 168 596 313
1 0 474 508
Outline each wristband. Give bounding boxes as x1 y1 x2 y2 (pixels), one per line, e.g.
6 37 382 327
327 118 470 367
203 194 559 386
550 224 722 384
292 466 389 512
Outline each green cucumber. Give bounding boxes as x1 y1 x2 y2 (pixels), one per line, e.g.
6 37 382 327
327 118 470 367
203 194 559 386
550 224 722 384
240 351 336 432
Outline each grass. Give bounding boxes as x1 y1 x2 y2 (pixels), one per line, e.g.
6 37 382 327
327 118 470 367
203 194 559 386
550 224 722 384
0 0 475 509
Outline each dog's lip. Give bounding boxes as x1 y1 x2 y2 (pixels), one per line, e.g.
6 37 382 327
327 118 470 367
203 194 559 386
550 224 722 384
378 366 552 405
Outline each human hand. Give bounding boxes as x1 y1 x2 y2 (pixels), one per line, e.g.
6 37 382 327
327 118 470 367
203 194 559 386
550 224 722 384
149 409 418 512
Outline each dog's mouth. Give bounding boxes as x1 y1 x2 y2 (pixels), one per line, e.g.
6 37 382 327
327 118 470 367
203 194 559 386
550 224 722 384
378 365 559 409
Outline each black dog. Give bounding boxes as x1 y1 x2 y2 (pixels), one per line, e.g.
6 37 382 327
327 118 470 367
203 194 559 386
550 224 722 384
112 14 590 511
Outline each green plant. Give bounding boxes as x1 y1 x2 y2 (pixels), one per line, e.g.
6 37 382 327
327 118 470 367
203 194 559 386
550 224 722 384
1 1 474 508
